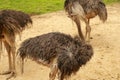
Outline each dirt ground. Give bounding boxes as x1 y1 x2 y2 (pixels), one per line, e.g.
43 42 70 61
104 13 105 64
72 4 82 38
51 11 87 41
0 4 120 80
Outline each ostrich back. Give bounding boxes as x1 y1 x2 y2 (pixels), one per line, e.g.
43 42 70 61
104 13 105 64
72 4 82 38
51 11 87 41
18 32 93 79
18 32 83 64
64 0 107 22
0 10 32 28
80 0 107 21
0 10 32 38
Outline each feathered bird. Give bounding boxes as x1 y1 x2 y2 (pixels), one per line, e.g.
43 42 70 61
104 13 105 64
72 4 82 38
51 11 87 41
64 0 107 42
17 32 93 80
0 9 32 80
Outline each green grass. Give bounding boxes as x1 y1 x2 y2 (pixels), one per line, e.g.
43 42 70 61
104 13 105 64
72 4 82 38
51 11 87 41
0 0 119 15
103 0 120 4
0 0 64 15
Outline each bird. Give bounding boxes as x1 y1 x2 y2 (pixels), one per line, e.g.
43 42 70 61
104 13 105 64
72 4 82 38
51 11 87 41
0 9 32 80
64 0 107 42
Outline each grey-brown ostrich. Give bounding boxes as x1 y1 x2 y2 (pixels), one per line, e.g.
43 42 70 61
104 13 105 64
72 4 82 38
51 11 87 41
17 32 93 80
0 9 32 79
64 0 107 42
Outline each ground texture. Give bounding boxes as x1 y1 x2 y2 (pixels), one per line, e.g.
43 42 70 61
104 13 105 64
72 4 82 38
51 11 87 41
0 4 120 80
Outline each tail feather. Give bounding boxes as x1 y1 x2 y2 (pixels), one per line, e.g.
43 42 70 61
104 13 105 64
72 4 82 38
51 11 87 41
0 10 33 40
0 16 22 36
0 10 32 29
17 47 26 60
98 2 107 22
17 47 26 74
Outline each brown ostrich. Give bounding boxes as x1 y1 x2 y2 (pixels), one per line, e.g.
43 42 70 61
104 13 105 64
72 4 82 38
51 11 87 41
0 9 32 79
64 0 107 42
17 32 93 80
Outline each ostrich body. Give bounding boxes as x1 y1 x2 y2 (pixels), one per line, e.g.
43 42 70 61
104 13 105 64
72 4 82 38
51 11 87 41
64 0 107 42
17 32 93 80
0 9 32 79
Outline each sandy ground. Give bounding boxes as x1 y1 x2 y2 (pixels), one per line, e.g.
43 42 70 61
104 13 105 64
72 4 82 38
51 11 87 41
0 4 120 80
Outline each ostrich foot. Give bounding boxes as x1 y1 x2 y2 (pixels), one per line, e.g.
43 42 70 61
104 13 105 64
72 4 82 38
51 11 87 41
0 71 16 80
6 71 16 80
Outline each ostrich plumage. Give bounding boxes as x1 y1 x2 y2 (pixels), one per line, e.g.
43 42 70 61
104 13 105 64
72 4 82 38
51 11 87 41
0 9 32 79
17 32 93 80
64 0 107 42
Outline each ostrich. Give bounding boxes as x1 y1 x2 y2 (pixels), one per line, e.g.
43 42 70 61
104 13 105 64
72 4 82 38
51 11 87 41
64 0 107 42
17 32 93 80
0 9 32 79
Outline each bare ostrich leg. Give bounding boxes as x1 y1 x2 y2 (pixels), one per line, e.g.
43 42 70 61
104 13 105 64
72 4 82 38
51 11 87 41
85 26 91 42
0 34 16 80
84 18 91 42
73 15 91 42
72 15 85 41
49 64 58 80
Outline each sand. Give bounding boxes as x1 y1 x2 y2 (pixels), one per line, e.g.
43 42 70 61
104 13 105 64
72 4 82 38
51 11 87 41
0 4 120 80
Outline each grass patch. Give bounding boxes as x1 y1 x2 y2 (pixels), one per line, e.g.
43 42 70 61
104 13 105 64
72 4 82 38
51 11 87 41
0 0 119 15
0 0 64 15
103 0 120 4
